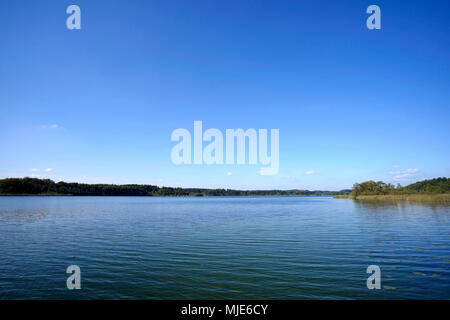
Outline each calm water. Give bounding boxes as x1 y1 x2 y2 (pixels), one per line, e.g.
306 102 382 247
0 196 449 299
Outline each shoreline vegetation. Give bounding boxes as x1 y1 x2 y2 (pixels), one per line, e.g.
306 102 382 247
334 193 450 203
0 177 448 204
333 178 449 204
0 177 351 197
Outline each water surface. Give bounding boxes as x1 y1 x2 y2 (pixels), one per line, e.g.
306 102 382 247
0 196 449 299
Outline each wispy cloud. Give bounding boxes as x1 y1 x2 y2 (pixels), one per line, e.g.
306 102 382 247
227 172 233 176
28 168 54 173
40 124 60 130
305 170 318 175
389 168 419 182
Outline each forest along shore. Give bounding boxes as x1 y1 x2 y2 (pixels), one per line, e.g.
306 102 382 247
0 177 350 197
1 177 448 203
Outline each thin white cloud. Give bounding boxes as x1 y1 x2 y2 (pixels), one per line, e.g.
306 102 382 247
227 172 233 176
28 168 54 173
40 124 60 130
388 168 418 175
389 168 419 182
305 170 318 175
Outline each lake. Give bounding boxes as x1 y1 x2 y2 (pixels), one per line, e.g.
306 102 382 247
0 196 449 299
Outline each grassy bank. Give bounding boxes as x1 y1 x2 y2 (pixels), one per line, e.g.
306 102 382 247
333 193 450 204
333 195 354 199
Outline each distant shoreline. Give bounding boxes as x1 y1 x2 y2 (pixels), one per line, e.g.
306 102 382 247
0 178 351 197
1 194 447 205
0 193 336 197
1 177 448 202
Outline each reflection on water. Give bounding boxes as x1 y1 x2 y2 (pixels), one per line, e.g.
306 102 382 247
0 196 449 299
353 199 448 212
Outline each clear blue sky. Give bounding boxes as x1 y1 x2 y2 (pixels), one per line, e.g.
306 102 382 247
0 0 449 190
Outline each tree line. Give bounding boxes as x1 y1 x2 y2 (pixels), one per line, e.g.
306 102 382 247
352 177 449 196
0 177 351 197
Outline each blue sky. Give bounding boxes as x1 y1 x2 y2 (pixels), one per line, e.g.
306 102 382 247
0 0 449 190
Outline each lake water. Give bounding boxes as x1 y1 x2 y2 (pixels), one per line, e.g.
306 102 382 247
0 196 449 299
